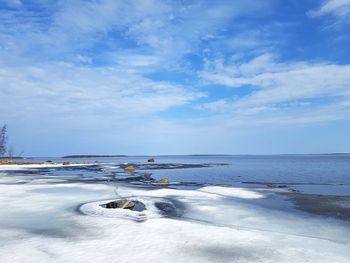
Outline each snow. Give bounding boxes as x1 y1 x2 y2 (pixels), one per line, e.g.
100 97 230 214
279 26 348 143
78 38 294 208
0 168 350 263
0 163 96 171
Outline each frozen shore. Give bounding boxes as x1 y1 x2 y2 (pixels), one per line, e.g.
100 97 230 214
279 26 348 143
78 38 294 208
0 162 96 171
0 162 350 262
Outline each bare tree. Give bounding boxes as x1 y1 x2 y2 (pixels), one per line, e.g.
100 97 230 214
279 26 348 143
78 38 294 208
7 146 14 161
18 150 24 157
0 125 8 158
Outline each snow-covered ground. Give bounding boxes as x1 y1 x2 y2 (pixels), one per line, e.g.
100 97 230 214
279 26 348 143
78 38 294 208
0 163 96 171
0 165 350 263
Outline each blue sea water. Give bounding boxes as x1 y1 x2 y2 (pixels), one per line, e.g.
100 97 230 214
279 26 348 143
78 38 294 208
26 154 350 195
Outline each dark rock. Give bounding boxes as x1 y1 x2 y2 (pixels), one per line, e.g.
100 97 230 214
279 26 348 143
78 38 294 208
148 158 155 163
103 199 135 209
101 199 146 211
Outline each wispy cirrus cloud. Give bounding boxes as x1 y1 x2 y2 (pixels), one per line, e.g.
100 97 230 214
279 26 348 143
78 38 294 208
0 0 273 66
0 0 273 109
309 0 350 26
0 0 273 124
199 53 350 124
0 63 204 120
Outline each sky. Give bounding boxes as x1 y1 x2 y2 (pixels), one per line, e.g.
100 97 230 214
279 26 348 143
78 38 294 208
0 0 350 156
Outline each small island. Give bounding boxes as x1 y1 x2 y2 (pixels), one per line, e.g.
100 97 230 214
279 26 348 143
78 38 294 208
62 154 127 158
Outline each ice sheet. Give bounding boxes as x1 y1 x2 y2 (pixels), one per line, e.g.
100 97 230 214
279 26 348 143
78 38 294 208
0 163 96 171
0 169 350 263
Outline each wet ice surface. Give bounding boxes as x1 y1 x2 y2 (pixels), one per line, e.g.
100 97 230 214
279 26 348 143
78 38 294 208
1 158 350 263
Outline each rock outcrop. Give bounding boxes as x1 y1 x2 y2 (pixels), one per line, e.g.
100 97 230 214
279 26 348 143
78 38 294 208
103 199 135 209
124 165 136 173
101 199 146 212
158 178 170 184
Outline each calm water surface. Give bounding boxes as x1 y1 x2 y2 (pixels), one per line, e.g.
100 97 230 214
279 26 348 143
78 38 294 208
26 154 350 187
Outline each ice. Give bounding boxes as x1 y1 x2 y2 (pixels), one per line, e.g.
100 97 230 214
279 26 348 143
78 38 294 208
0 163 96 171
199 185 265 199
117 185 350 242
0 169 350 263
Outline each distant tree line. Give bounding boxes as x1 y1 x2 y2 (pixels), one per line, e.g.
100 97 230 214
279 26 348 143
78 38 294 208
0 124 23 160
0 125 7 158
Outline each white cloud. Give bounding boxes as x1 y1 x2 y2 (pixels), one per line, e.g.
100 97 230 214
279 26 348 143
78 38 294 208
0 63 204 120
0 0 274 67
0 0 273 123
2 0 22 8
53 0 171 33
309 0 350 26
201 54 350 105
2 0 349 154
199 54 350 125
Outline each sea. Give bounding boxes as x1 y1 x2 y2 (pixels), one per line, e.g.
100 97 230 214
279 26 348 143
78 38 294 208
25 154 350 195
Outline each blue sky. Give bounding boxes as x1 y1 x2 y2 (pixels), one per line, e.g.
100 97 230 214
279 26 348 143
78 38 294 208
0 0 350 156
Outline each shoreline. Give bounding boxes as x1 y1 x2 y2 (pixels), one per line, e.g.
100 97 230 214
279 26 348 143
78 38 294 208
1 162 349 223
1 161 350 262
0 162 96 171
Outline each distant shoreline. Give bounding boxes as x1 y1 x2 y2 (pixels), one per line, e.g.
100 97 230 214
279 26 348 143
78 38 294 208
7 153 348 159
60 153 350 158
62 155 127 158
